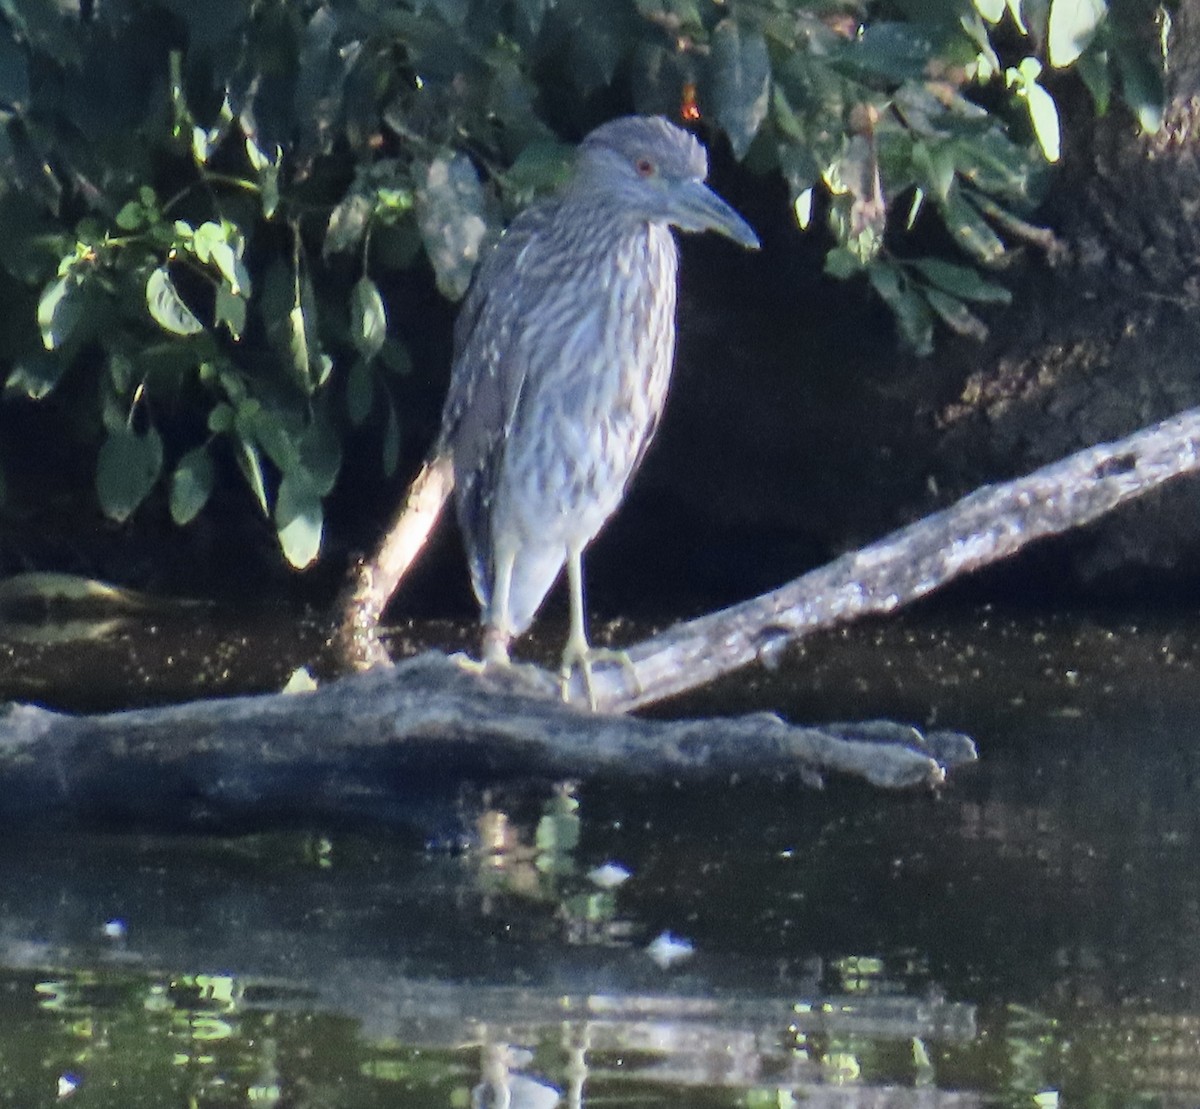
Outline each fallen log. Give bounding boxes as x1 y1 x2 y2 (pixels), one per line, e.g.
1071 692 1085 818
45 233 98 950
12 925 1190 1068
0 652 971 831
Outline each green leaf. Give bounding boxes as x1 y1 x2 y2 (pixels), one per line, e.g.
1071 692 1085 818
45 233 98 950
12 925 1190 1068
349 275 387 360
974 0 1006 22
170 446 214 526
6 355 66 400
207 403 235 434
382 400 401 478
1116 43 1165 133
248 405 302 475
324 192 373 257
709 18 771 160
215 284 247 339
347 358 374 427
415 150 489 301
275 472 324 569
1048 0 1106 68
288 304 311 384
910 258 1012 304
297 411 341 496
37 275 82 351
868 263 934 355
146 267 204 336
114 200 146 231
235 436 269 515
941 191 1006 265
96 424 164 523
824 246 864 280
924 287 989 341
843 22 936 82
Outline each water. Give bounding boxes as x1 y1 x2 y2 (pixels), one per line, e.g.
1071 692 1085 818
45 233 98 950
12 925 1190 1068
0 601 1198 1107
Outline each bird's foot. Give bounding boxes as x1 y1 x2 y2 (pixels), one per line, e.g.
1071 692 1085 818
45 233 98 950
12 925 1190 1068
559 643 641 711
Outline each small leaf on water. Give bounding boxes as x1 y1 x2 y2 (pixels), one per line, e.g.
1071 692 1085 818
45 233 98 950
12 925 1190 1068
169 446 214 526
96 424 164 523
275 473 324 569
146 267 204 336
349 275 387 360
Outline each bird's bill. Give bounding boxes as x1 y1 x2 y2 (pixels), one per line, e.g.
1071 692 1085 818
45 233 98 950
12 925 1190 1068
673 180 760 249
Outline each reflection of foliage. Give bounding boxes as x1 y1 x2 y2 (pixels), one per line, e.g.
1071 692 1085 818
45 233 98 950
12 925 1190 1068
0 1 1166 564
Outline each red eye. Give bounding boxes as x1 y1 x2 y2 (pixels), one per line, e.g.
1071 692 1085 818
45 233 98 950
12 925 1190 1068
636 157 655 177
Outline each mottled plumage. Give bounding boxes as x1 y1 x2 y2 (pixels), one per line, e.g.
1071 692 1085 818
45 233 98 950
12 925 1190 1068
437 116 758 695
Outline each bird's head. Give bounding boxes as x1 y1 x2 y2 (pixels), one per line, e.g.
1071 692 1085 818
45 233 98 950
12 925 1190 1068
575 116 760 250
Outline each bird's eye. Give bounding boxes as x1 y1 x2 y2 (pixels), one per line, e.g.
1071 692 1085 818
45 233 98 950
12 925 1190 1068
635 157 656 177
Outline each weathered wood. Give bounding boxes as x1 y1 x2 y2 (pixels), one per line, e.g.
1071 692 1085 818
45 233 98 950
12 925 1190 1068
0 653 970 830
581 405 1200 710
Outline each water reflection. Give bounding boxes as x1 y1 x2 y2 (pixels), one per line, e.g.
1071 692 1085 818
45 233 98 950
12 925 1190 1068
1 605 1200 1105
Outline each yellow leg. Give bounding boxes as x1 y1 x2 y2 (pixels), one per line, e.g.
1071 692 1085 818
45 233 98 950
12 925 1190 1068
483 543 516 665
558 548 640 710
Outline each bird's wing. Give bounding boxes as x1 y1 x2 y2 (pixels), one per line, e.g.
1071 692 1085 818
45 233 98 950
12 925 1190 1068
437 203 557 599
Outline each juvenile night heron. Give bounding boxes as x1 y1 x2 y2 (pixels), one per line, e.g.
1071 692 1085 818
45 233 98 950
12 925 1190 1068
438 115 759 700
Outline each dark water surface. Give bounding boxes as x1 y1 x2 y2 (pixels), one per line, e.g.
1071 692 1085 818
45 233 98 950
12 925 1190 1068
1 602 1198 1107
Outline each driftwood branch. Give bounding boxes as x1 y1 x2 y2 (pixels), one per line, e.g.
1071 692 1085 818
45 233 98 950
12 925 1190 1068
584 405 1200 710
0 653 971 830
339 407 1200 713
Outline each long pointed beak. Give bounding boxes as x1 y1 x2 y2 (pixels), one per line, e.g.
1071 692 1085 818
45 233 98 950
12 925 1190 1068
671 179 760 249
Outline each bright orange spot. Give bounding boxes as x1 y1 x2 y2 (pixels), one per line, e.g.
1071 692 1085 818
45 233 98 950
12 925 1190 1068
680 82 700 123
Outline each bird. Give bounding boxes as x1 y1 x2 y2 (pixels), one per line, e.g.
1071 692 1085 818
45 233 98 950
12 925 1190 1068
436 115 759 704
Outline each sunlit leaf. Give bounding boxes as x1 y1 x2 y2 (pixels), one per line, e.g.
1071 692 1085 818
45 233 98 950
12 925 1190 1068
324 192 373 257
215 284 246 340
709 18 770 160
1048 0 1106 68
1116 44 1164 133
96 424 163 523
349 275 387 360
5 355 66 400
275 473 323 569
170 446 214 526
1024 80 1061 162
415 150 489 301
974 0 1006 22
146 267 203 336
37 275 82 350
235 436 269 515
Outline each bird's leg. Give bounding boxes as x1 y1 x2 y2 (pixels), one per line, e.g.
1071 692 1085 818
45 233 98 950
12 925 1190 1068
559 548 641 710
481 544 517 666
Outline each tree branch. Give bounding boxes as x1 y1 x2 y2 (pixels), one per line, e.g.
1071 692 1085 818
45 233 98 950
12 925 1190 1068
581 404 1200 711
